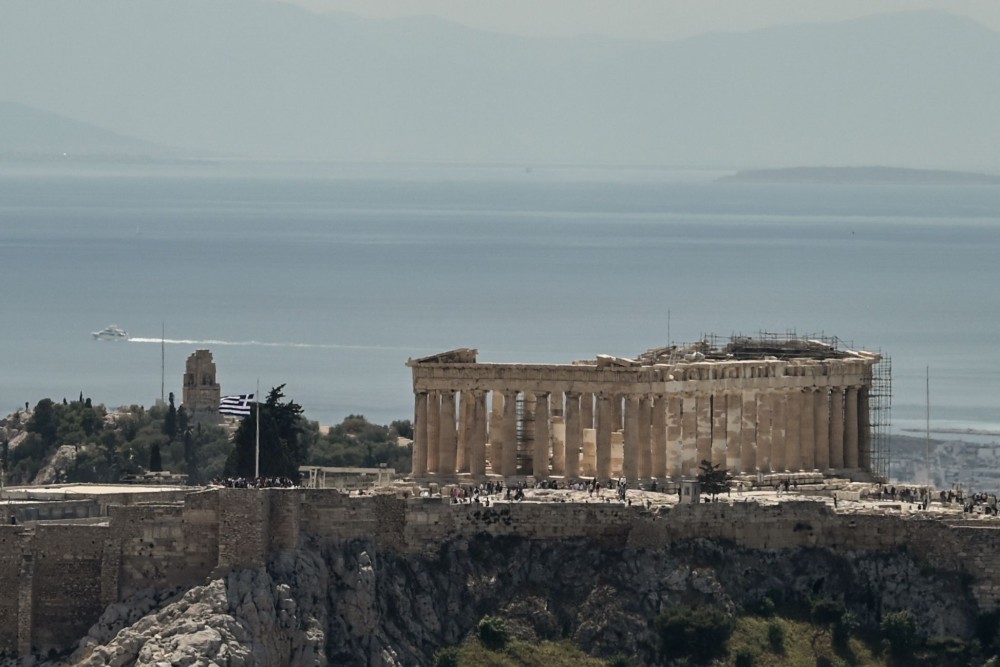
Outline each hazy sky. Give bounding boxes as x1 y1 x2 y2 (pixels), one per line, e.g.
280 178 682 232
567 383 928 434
288 0 1000 40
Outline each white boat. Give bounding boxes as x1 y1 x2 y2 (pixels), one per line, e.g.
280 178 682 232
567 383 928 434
92 324 129 341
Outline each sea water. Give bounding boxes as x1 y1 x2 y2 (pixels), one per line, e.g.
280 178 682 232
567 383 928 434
1 160 999 434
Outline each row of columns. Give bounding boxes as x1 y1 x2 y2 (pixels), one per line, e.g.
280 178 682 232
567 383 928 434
412 386 869 480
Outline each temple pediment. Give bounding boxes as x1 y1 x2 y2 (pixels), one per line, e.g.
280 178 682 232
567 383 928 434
595 354 641 368
407 348 478 366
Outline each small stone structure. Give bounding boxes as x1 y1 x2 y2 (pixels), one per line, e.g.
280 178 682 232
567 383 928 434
679 479 701 504
299 465 396 490
181 349 221 421
408 337 880 481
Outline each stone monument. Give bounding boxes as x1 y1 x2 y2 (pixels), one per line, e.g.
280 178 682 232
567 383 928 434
182 349 221 422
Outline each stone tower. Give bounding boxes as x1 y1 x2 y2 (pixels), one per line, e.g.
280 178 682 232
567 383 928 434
182 349 221 421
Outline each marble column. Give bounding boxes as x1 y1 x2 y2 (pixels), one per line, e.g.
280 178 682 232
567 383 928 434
426 390 441 474
456 391 470 473
438 390 457 476
859 386 871 470
666 395 683 478
696 393 712 468
611 394 623 434
582 428 597 477
784 390 801 471
412 391 428 477
596 393 613 481
740 391 757 474
638 395 652 482
487 391 503 474
800 390 816 471
651 394 667 480
815 388 830 471
623 395 640 482
829 388 845 469
581 392 594 430
611 431 624 477
470 390 487 476
501 390 519 477
726 392 741 473
844 386 859 469
565 391 582 479
533 392 550 479
711 393 727 468
756 391 772 472
681 394 698 477
521 393 536 475
771 391 786 472
551 416 566 476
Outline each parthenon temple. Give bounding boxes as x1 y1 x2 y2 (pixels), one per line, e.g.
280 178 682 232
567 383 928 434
408 335 885 482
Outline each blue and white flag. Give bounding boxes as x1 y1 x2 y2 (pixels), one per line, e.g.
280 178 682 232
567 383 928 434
219 393 255 417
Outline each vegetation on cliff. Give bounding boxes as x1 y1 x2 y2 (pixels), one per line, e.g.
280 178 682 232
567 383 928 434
1 393 411 485
436 602 985 667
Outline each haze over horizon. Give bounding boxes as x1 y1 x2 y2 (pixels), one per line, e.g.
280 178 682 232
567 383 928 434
3 1 1000 171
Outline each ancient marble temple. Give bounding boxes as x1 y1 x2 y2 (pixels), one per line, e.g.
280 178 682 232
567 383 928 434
408 337 881 481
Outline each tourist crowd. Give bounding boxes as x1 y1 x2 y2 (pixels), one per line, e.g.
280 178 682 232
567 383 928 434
211 476 297 488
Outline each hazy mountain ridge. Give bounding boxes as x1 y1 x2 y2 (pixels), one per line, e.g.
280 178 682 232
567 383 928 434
2 3 999 168
721 166 1000 185
0 100 165 156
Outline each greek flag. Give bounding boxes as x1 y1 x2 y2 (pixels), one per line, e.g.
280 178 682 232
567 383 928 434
219 393 254 417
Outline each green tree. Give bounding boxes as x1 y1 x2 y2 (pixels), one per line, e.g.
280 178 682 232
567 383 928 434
433 647 459 667
163 392 178 442
696 459 732 498
149 442 162 472
182 429 196 478
177 405 189 437
224 385 307 480
310 414 411 473
811 599 847 651
389 419 413 439
27 398 58 450
767 620 785 653
656 606 734 664
881 610 918 661
477 615 509 651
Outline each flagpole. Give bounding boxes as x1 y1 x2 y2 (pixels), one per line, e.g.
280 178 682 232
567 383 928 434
160 321 165 405
255 378 260 478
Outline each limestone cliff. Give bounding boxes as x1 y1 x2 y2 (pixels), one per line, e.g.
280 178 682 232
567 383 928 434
62 534 976 667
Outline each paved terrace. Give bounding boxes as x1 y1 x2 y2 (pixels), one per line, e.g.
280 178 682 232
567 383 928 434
420 479 996 523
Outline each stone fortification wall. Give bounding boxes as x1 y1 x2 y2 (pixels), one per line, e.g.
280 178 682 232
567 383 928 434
30 524 107 653
207 491 1000 612
105 498 219 600
0 523 108 656
0 525 29 655
5 488 1000 659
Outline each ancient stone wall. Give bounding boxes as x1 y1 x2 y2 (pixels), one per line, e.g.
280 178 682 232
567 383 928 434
28 524 107 654
6 488 1000 659
0 526 28 655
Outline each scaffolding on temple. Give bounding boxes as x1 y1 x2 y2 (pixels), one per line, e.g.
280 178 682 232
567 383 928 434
515 393 534 475
641 330 892 480
867 354 892 482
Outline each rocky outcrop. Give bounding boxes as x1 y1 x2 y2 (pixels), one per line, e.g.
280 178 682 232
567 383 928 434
31 444 78 485
62 534 979 667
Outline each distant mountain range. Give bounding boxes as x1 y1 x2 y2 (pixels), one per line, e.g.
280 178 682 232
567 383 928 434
0 101 162 156
2 2 999 169
721 166 1000 185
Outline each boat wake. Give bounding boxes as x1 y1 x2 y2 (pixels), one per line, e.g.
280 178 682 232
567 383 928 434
127 337 413 352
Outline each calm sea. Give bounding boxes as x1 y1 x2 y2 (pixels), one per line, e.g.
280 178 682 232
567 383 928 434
2 160 999 437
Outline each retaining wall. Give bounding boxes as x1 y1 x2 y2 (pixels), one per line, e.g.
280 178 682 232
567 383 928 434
4 489 1000 658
